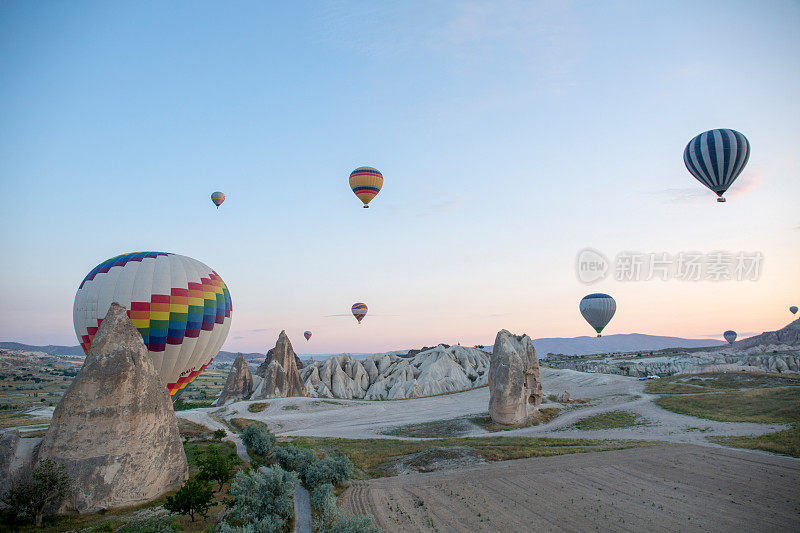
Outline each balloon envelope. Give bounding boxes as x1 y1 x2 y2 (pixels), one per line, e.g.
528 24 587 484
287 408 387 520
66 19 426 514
724 330 737 345
351 302 368 323
211 191 225 208
73 252 232 399
791 306 798 315
684 129 750 202
304 331 312 341
349 167 383 207
580 294 616 337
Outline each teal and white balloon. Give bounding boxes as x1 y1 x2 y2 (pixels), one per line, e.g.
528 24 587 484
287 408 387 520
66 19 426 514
579 294 616 337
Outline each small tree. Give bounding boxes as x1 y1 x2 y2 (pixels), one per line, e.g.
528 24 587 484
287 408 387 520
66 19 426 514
273 445 318 479
241 423 276 458
221 466 297 531
303 455 353 488
213 428 226 441
1 458 71 526
195 444 240 491
163 478 213 522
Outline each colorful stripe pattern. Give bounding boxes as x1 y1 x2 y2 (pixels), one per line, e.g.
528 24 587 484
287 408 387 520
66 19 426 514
351 302 368 323
349 167 383 207
74 252 233 399
304 330 312 340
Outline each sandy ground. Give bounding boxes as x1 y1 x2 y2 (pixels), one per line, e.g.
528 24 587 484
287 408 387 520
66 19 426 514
341 444 800 532
177 368 786 445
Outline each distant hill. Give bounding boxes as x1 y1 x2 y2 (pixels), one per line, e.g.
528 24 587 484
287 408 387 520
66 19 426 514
531 334 726 357
728 319 800 350
1 333 729 361
0 342 86 356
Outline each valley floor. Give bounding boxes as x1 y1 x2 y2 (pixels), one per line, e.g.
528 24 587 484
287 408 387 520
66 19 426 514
179 368 787 446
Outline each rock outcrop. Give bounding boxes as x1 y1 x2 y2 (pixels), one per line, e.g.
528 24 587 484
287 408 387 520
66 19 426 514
253 331 307 398
300 345 489 400
488 330 542 425
215 353 254 406
36 303 188 513
728 319 800 350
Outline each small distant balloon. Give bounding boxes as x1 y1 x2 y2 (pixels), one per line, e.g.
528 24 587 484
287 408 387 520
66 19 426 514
790 306 798 315
724 330 737 345
351 302 368 324
684 129 750 203
349 167 383 208
304 331 312 341
579 294 616 337
211 191 225 209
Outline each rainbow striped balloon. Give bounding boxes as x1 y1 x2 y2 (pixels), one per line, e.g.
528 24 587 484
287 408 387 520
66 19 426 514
304 330 312 341
351 302 368 324
73 252 233 399
349 167 383 208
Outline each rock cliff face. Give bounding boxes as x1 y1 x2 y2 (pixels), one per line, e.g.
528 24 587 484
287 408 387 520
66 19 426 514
215 353 254 406
488 330 542 425
36 303 188 513
253 331 307 398
300 345 489 400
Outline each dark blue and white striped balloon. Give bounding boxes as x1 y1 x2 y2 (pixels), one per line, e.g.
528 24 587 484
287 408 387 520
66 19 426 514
684 129 750 202
580 293 616 337
723 330 737 345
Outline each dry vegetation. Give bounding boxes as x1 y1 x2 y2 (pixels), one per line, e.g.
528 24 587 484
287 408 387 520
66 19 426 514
649 371 800 457
286 435 652 478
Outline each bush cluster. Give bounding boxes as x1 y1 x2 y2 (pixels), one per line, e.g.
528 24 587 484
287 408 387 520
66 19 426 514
219 466 298 533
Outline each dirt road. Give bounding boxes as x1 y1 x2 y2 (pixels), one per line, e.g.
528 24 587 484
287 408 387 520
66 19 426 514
340 444 800 532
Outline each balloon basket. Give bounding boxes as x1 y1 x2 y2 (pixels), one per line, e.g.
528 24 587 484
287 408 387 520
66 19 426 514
363 205 369 208
717 197 726 203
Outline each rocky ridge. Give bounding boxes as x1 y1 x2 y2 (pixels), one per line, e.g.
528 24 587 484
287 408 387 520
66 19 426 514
300 344 489 400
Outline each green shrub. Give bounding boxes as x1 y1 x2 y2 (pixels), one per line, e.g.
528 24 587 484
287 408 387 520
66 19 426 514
329 514 381 533
213 428 226 440
163 478 213 522
241 422 276 458
273 445 318 479
221 466 297 532
303 455 353 488
1 458 71 526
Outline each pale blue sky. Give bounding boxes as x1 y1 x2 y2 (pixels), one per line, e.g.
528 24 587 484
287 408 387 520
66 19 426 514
1 1 798 353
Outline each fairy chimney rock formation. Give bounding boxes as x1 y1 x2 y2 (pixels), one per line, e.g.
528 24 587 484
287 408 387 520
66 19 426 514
254 330 308 398
488 329 543 425
37 303 188 513
215 353 254 406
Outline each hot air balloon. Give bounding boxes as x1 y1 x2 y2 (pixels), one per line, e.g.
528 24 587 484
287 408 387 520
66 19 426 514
73 252 232 400
351 302 368 324
579 294 616 337
684 129 750 202
724 330 737 345
211 191 225 209
349 167 383 208
304 331 312 341
790 306 798 315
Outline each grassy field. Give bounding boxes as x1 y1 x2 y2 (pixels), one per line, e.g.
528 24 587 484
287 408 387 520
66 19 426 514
571 410 651 430
247 401 269 412
645 371 800 395
469 407 560 432
650 372 800 457
286 436 653 478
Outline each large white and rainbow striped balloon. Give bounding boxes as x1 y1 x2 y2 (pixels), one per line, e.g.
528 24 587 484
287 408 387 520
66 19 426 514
73 252 232 399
